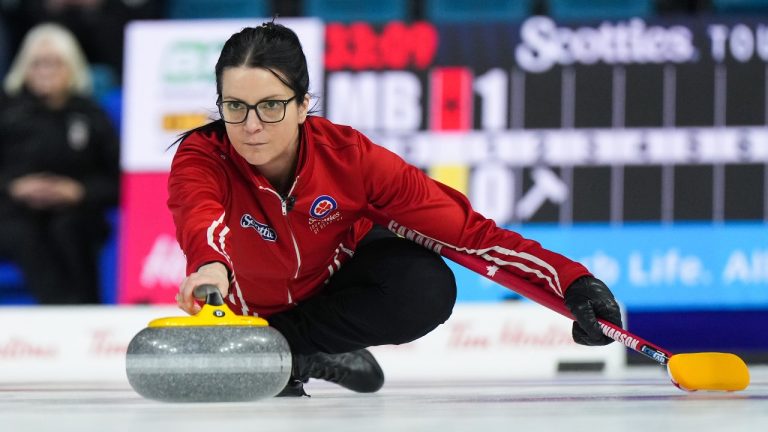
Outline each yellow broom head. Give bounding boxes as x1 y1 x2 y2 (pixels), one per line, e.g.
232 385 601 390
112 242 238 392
667 352 750 392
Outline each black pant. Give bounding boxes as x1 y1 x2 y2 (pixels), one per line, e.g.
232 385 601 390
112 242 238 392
0 204 106 304
269 227 457 355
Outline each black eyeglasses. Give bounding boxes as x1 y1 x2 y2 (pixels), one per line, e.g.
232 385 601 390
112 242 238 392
217 96 297 124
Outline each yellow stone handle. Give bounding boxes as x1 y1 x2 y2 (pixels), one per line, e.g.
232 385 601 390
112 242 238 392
148 284 269 328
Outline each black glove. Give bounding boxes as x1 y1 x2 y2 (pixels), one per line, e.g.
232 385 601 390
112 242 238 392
564 276 623 346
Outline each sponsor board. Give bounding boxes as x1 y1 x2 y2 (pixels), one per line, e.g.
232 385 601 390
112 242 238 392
0 306 178 382
450 222 768 309
0 304 624 382
118 173 184 304
121 18 324 172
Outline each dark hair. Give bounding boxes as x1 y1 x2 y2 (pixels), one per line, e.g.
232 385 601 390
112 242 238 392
173 21 310 146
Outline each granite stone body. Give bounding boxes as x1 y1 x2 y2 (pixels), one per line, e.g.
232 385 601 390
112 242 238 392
126 326 292 402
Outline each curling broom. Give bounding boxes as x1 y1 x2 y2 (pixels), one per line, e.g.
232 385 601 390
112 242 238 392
372 213 750 392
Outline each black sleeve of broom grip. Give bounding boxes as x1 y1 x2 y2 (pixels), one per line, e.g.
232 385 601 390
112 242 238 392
563 276 623 346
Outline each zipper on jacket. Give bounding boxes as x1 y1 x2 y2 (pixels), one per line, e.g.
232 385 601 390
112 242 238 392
259 176 301 305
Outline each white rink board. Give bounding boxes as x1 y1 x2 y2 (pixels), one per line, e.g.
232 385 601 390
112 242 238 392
0 306 179 382
369 302 625 380
0 303 624 382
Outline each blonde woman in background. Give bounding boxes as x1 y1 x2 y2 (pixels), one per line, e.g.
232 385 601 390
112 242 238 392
0 23 119 304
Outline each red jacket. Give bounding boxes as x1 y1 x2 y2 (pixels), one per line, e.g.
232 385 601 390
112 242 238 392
168 116 590 317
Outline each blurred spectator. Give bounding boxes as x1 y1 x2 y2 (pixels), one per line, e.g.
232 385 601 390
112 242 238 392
0 23 119 304
0 0 166 85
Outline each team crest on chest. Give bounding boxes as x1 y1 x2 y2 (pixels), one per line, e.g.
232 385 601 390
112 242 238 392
241 214 277 242
309 195 337 219
308 194 342 234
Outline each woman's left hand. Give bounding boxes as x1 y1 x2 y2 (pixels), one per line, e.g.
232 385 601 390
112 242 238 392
564 276 623 346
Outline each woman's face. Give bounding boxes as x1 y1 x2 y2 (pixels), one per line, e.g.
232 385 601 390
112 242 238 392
220 67 309 173
25 40 71 100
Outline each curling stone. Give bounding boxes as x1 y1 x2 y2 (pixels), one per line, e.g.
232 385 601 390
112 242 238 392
126 285 292 402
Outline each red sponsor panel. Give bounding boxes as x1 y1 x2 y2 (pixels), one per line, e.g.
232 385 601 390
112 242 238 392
118 172 184 304
429 67 474 131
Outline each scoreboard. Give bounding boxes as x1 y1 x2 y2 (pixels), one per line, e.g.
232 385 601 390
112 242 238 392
324 17 768 226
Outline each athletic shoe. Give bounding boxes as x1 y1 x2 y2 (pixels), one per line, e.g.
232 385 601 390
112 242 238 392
275 348 384 397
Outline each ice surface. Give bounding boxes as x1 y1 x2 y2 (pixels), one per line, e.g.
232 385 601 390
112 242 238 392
1 366 766 432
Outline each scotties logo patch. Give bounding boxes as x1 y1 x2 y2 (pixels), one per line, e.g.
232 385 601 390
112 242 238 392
241 214 276 242
308 195 342 234
309 195 337 219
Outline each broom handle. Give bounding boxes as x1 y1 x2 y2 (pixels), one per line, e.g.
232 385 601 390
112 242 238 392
451 246 674 365
368 211 674 365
